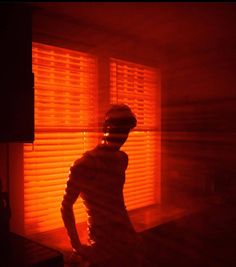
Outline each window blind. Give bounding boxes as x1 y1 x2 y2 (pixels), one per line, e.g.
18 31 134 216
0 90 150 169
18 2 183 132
24 43 98 235
110 58 161 210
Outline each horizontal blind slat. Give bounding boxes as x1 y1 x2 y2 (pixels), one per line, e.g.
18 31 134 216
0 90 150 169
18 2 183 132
110 58 161 210
24 43 98 235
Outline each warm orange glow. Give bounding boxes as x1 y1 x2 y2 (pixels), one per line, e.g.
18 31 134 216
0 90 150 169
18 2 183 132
23 44 161 236
24 43 98 235
110 58 161 209
32 43 97 130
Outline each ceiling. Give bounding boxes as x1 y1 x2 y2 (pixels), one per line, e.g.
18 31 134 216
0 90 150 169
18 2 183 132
31 2 236 51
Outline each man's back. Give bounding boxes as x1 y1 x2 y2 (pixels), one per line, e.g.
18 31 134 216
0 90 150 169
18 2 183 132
70 144 132 228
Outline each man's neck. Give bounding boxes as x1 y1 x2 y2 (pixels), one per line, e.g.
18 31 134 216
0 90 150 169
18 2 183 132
100 139 121 151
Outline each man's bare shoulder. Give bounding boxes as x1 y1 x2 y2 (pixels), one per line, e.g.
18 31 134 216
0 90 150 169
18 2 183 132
73 150 96 169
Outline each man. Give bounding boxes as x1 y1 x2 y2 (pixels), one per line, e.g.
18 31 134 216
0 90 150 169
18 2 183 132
61 104 143 266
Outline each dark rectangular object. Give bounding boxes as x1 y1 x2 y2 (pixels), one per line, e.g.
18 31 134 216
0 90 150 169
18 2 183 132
0 3 34 142
1 232 64 267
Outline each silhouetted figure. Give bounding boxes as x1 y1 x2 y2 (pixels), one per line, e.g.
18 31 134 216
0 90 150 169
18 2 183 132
61 104 144 267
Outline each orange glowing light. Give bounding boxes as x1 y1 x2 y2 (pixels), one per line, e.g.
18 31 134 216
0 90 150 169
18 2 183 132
110 58 161 210
23 43 161 236
24 43 98 235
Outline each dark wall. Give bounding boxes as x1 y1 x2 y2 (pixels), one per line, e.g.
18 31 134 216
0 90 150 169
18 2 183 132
0 3 34 143
161 42 236 206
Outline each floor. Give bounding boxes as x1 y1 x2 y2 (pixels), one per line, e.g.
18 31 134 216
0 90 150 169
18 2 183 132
29 195 236 267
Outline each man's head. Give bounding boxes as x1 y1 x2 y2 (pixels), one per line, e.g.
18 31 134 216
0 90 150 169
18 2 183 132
102 104 137 149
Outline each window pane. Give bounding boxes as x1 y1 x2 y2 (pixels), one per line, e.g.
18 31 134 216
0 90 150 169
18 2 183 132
110 58 161 210
24 43 98 235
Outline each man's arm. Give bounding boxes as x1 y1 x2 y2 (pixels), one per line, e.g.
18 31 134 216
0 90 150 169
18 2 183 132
61 164 82 251
61 154 95 255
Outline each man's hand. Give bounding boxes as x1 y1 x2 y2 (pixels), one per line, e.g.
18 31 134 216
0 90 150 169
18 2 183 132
73 244 93 261
66 250 91 267
66 245 92 267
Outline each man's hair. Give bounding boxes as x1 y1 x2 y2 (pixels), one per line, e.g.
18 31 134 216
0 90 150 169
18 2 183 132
103 104 137 131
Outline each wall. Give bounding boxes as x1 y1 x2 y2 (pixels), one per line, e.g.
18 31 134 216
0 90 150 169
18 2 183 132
0 144 8 192
161 42 236 207
32 7 161 68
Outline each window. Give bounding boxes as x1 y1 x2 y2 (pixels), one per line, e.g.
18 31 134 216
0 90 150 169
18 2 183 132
24 43 98 235
23 43 161 236
110 58 161 210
